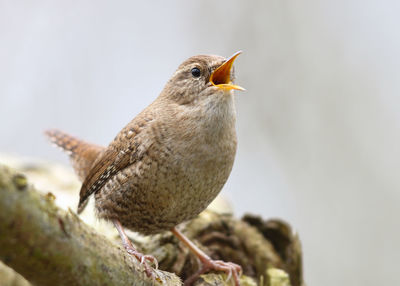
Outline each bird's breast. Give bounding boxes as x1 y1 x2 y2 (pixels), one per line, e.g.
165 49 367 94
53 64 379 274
95 95 237 234
157 95 237 220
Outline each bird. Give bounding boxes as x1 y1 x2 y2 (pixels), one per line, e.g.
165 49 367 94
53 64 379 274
45 51 244 285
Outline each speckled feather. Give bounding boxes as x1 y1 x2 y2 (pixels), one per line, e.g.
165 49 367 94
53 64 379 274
47 55 238 235
45 129 104 181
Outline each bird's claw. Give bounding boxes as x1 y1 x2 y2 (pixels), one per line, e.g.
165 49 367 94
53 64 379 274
184 259 242 286
125 248 159 278
210 260 242 285
140 254 159 270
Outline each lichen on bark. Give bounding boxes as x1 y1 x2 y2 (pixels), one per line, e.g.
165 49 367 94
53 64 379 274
0 163 305 286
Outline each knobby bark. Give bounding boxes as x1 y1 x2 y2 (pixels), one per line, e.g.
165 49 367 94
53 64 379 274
0 164 305 286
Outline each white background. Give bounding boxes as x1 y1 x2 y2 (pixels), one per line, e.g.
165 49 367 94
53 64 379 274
1 1 399 285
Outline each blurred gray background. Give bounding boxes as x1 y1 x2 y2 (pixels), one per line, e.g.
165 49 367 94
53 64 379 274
1 1 399 285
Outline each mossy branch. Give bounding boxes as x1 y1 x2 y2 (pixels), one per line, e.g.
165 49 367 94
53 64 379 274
0 165 180 286
0 163 304 286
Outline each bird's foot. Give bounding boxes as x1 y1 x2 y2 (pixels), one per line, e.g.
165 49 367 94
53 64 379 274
171 227 242 286
124 245 159 277
184 257 242 286
113 219 158 278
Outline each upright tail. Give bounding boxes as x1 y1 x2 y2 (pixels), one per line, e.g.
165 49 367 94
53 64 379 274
45 129 105 182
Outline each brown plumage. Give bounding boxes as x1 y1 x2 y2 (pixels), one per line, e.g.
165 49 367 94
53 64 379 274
45 52 244 285
45 129 104 181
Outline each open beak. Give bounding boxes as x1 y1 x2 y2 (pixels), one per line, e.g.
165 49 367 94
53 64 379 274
210 51 245 91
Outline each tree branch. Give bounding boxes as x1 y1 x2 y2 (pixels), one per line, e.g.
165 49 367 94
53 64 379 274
0 165 180 286
0 162 304 286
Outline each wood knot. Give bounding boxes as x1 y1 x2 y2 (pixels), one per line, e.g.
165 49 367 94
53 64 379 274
12 173 27 190
45 192 56 202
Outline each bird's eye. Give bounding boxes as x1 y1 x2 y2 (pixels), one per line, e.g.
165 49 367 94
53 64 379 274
191 67 201 78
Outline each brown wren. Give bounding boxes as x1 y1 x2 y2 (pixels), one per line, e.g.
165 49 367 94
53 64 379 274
45 51 244 285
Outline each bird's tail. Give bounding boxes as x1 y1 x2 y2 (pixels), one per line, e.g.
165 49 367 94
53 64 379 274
45 129 105 182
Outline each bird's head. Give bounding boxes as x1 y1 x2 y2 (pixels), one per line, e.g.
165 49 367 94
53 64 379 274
162 52 244 105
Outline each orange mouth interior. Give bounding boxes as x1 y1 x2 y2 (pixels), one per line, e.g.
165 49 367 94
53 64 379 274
210 51 245 91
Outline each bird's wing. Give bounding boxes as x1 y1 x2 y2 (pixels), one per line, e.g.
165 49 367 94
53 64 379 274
77 147 129 213
77 123 151 214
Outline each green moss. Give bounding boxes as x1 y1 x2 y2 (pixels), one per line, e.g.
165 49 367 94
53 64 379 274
12 173 28 190
267 268 291 286
200 273 257 286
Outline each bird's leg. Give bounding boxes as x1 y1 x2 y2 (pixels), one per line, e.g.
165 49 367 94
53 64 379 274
171 227 242 286
113 219 158 277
